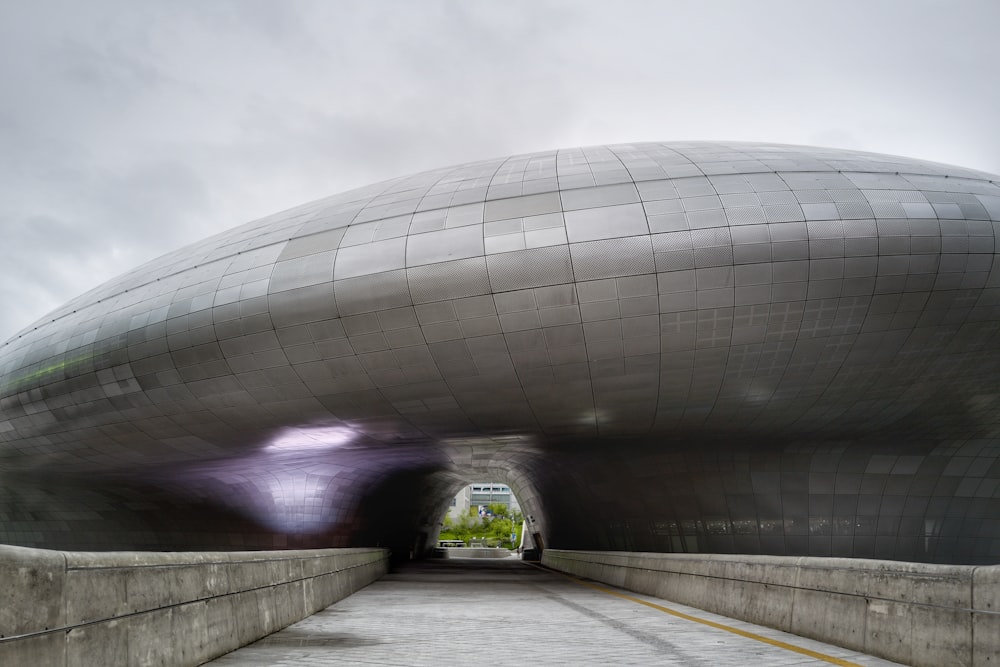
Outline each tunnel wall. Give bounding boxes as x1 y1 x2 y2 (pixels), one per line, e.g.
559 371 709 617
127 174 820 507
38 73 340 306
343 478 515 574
543 549 999 667
534 440 1000 564
0 545 389 666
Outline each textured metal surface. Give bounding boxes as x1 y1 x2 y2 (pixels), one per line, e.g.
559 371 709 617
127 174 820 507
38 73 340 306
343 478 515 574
1 142 999 562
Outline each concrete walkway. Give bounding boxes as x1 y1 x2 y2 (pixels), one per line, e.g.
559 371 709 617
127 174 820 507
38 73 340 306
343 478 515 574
206 557 905 666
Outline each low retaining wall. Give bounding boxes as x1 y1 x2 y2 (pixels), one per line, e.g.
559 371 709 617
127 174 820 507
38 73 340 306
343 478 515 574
441 548 513 559
542 549 999 667
0 545 389 666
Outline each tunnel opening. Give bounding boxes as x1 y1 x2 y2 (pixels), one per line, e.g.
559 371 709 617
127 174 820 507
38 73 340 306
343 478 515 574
436 481 526 551
336 439 555 566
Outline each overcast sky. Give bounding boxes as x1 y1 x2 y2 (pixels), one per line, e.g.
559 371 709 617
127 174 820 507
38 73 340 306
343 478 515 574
1 0 998 341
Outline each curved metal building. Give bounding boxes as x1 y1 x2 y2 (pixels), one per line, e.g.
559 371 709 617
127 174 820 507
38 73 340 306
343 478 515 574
2 142 999 563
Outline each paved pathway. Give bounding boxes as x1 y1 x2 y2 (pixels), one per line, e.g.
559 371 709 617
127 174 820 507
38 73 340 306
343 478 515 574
207 556 905 666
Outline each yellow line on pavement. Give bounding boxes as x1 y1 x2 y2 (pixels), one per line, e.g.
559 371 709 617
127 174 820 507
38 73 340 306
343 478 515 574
536 565 863 667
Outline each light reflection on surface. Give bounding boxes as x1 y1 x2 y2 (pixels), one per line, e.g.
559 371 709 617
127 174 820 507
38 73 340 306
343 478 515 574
265 426 356 452
257 471 339 533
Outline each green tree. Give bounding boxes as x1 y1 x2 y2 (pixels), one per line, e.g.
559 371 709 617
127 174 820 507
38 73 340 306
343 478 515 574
490 517 512 541
488 502 508 518
440 502 524 548
439 511 485 545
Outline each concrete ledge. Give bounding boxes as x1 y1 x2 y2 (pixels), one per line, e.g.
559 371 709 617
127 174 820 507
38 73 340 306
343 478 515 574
0 545 389 666
542 549 999 667
441 548 514 559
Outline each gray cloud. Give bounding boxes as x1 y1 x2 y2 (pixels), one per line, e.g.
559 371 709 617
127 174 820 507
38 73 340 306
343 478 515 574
1 0 998 340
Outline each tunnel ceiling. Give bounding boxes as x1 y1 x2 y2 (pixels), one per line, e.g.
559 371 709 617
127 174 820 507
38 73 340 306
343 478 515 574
2 141 1000 562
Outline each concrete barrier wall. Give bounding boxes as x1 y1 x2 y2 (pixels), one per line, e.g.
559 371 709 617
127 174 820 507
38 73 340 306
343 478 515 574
0 545 389 666
441 548 514 559
542 549 999 667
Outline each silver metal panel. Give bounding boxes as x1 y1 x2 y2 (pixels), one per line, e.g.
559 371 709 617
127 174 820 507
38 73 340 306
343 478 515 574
569 236 655 281
276 228 347 262
563 203 648 242
268 284 338 328
408 257 491 303
406 225 485 266
334 269 412 316
269 250 336 293
560 183 640 211
334 237 407 280
484 192 562 222
486 246 574 292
